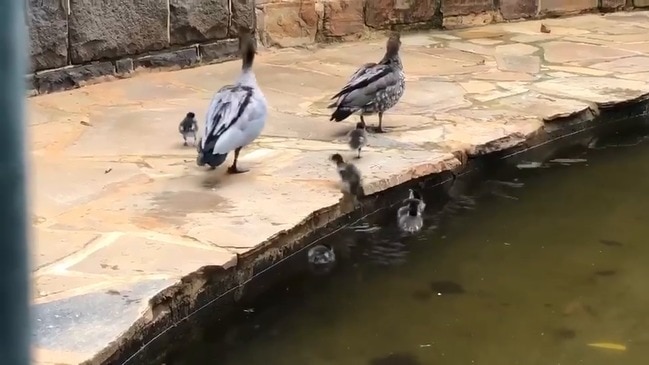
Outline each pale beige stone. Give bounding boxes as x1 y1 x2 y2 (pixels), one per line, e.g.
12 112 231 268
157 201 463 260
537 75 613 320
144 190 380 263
69 235 237 275
492 91 592 120
495 43 539 56
459 80 496 94
590 56 649 74
474 70 536 81
32 229 101 271
469 38 504 45
495 54 541 74
532 76 649 104
544 65 611 76
542 41 636 63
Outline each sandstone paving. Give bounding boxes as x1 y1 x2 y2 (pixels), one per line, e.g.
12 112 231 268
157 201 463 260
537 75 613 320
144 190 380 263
29 11 649 364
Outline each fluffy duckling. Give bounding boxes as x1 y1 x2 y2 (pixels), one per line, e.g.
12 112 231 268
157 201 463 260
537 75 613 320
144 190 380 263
348 120 367 159
408 188 426 214
328 32 405 133
197 27 267 173
179 112 199 146
330 153 365 199
397 199 424 234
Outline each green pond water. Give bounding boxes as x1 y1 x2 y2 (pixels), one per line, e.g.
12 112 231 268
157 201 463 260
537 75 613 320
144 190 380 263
167 122 649 365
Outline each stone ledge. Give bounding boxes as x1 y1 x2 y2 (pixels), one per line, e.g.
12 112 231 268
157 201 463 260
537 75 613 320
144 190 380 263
82 94 649 365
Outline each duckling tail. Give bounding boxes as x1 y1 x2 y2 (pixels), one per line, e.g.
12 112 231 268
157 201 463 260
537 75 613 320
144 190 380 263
354 184 365 198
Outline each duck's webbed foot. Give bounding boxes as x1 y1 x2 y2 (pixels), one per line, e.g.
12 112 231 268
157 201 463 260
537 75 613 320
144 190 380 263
227 147 249 174
367 126 387 133
227 165 249 174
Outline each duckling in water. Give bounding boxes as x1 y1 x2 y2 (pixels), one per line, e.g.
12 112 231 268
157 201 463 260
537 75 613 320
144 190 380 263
398 199 423 233
307 245 336 275
348 121 367 159
407 188 426 214
330 153 365 199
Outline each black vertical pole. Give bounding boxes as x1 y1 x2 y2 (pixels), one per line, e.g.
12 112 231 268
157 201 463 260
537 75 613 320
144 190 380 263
0 0 31 364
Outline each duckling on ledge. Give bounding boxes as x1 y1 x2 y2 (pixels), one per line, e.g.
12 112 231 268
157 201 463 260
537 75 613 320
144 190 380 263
397 199 424 234
330 153 365 199
348 121 367 159
178 112 198 146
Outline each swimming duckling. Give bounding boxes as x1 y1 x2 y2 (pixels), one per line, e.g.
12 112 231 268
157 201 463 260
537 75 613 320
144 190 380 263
408 188 426 214
397 199 423 234
330 153 365 199
348 121 367 159
179 112 198 146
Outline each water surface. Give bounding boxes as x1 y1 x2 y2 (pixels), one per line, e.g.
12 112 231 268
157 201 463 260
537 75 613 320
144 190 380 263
169 124 649 365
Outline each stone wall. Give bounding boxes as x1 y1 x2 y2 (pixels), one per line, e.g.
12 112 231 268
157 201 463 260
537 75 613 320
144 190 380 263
27 0 645 95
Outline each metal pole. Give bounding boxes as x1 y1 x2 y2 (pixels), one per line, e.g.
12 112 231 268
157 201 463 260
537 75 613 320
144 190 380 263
0 0 31 364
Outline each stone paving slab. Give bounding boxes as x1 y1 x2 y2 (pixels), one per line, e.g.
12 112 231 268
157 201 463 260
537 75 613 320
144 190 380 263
29 11 649 364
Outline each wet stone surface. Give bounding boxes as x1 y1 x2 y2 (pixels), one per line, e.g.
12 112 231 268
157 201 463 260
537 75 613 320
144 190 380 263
28 11 649 364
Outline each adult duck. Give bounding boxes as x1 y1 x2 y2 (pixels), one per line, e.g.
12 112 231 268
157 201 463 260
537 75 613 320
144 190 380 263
328 32 405 133
197 27 267 173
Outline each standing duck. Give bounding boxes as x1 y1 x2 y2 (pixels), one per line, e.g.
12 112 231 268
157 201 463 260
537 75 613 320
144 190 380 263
330 153 365 199
348 120 367 159
328 32 405 133
197 27 267 173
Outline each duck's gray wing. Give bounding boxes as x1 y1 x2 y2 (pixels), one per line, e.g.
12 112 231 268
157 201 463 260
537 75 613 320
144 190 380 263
328 63 377 105
201 84 255 154
331 64 400 109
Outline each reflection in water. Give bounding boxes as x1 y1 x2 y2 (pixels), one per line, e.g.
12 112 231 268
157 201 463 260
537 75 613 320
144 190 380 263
167 121 649 365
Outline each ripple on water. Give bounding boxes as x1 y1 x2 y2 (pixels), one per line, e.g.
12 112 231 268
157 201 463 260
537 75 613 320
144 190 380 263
369 352 421 365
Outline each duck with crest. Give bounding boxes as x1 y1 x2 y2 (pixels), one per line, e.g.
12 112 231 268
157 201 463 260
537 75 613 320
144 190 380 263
196 27 267 174
328 32 405 134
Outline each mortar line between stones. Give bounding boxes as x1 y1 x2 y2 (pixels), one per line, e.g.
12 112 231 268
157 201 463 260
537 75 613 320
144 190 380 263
167 0 171 44
35 232 124 276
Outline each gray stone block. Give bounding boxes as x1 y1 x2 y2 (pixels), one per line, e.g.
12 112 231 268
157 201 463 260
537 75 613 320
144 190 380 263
35 62 115 94
68 0 169 63
115 58 134 75
134 48 200 69
199 39 240 64
169 0 230 45
231 0 256 35
27 0 68 71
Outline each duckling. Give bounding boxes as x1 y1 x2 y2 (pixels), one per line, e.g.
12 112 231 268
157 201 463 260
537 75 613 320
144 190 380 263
348 120 367 159
407 188 426 214
307 244 336 275
179 112 198 146
330 153 365 199
397 199 424 234
328 32 405 133
197 27 267 173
